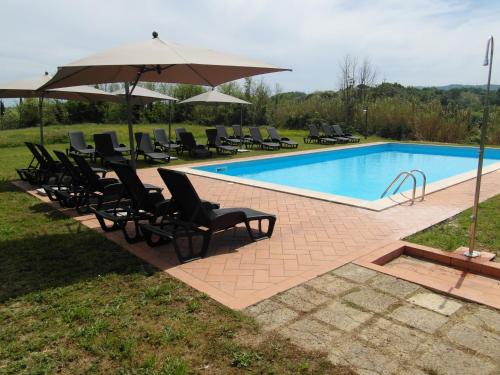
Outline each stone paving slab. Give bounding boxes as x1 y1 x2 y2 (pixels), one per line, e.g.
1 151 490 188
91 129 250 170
408 292 463 316
389 305 449 334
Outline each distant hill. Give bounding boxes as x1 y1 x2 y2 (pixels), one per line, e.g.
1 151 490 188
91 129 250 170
416 84 500 91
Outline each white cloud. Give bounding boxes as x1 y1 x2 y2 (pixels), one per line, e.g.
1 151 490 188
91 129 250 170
0 0 498 92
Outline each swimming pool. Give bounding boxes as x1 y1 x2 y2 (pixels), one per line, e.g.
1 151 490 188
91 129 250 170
181 143 500 210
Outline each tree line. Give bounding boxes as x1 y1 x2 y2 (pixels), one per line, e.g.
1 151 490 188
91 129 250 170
1 58 499 145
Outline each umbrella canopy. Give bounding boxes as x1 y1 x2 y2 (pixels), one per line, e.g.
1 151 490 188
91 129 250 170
0 73 122 102
180 90 251 105
41 32 291 167
41 32 291 90
111 85 177 105
0 73 122 144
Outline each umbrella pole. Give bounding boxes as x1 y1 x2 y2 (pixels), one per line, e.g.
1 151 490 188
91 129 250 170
124 82 136 169
168 100 172 154
240 104 243 126
38 95 45 145
466 36 494 258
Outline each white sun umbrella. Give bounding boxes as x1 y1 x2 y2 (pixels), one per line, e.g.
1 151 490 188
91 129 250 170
112 85 178 152
180 89 251 126
41 31 291 168
0 72 123 144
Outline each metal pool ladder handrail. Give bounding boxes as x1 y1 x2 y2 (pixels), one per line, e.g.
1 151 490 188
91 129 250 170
380 170 427 204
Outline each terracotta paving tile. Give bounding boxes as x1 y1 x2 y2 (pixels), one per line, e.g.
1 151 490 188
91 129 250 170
13 168 500 310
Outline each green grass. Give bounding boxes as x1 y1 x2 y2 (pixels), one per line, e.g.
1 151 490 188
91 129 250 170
406 194 500 257
0 123 356 374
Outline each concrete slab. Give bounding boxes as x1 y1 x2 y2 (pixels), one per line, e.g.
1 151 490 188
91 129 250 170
244 300 298 331
407 292 463 316
281 318 342 351
389 305 448 334
313 301 373 332
303 273 358 297
343 288 398 313
275 285 330 312
332 264 378 283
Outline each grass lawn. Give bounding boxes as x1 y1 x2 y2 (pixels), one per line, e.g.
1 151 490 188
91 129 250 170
406 194 500 258
0 123 358 374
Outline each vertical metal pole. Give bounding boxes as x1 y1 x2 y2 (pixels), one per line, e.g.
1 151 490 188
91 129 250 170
168 100 172 154
38 95 45 145
466 36 494 258
240 104 243 126
124 82 136 169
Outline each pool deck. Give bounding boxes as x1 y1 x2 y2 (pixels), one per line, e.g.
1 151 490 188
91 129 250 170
15 162 500 310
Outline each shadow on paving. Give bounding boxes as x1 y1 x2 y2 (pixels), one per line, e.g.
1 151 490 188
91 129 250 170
0 231 158 303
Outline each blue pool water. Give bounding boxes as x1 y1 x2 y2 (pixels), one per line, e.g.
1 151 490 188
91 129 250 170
196 144 500 201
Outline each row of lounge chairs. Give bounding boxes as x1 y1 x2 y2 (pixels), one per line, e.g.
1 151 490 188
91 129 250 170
304 124 360 144
69 125 300 164
16 142 276 263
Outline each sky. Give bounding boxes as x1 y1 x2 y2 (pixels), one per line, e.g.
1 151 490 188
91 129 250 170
0 0 499 93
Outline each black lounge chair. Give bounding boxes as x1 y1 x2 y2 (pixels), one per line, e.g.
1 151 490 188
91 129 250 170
70 153 124 214
94 162 169 243
45 150 93 210
332 124 360 143
16 145 39 183
216 125 242 146
103 131 130 154
94 133 128 166
135 132 172 163
175 127 187 144
304 124 336 145
34 143 64 184
140 168 276 262
179 132 212 158
153 128 181 154
206 129 238 155
16 142 48 184
267 127 298 148
68 131 96 160
232 125 252 147
321 123 349 143
248 127 280 150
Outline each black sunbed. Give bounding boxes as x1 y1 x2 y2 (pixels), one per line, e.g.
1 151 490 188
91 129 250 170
232 125 252 146
179 132 212 158
216 125 242 146
248 127 280 150
332 124 360 143
103 131 130 154
304 124 336 145
140 168 276 262
94 133 128 166
135 132 172 163
153 128 181 154
16 142 43 183
71 153 124 214
321 123 349 143
68 131 96 160
206 129 238 155
267 127 298 148
93 161 168 243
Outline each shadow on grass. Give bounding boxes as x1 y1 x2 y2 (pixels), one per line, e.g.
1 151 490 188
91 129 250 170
0 226 157 303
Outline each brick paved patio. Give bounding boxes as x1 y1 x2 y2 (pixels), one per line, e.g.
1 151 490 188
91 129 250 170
15 168 500 309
